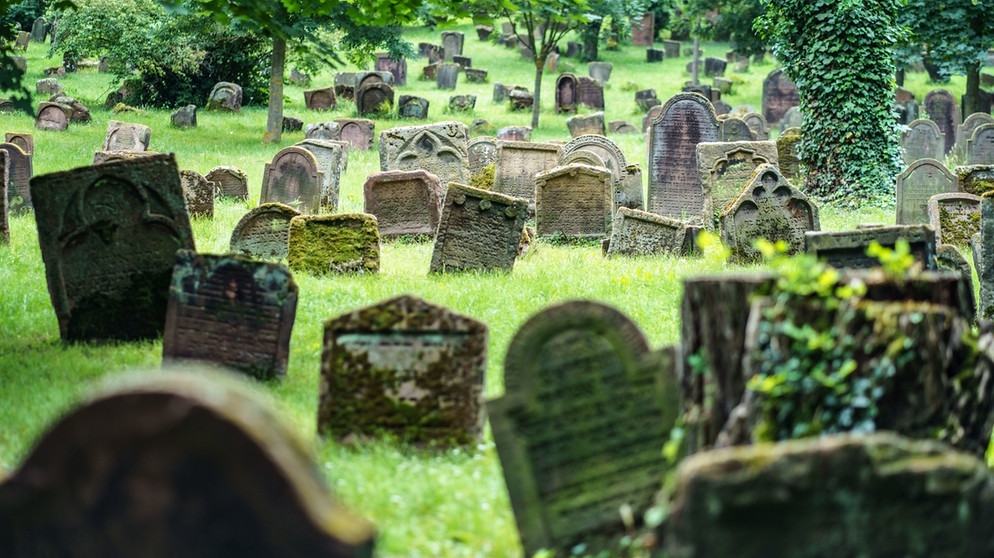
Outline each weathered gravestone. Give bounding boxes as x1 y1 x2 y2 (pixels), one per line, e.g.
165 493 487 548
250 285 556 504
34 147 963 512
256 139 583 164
30 16 48 43
742 112 769 141
378 121 469 193
304 87 337 111
422 63 440 81
179 169 214 219
34 102 71 131
0 99 16 113
647 47 665 63
374 53 407 86
902 119 945 165
287 214 380 275
36 78 60 96
697 140 779 222
555 73 579 114
497 126 532 142
206 165 249 199
170 104 197 128
0 370 376 557
465 67 488 83
356 83 394 117
806 225 937 270
104 120 151 152
779 105 803 131
631 12 654 46
957 165 994 196
703 57 726 77
927 192 981 246
318 294 487 446
924 88 961 156
335 118 375 151
418 42 443 63
508 89 535 111
205 81 242 112
452 55 472 69
260 146 323 214
398 95 429 119
588 61 613 84
956 112 994 159
163 251 298 379
566 112 606 137
718 116 754 142
296 139 345 211
967 123 994 165
281 115 302 133
363 169 443 239
5 132 33 155
46 96 89 124
30 154 196 341
229 203 300 260
981 196 994 322
535 164 613 239
490 300 679 557
762 69 799 127
895 86 919 125
92 150 159 166
562 134 643 211
467 136 498 179
448 94 476 112
306 121 340 140
0 142 32 212
15 30 29 50
719 164 820 261
0 150 7 243
635 89 659 112
896 158 958 225
493 140 562 207
777 126 802 182
435 63 460 90
333 72 356 100
441 31 464 60
647 93 720 222
609 120 639 135
663 40 681 58
606 207 693 257
429 183 528 273
713 77 733 95
577 76 605 110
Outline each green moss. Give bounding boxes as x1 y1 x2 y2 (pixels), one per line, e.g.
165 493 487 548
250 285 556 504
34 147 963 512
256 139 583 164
470 162 495 191
287 214 380 275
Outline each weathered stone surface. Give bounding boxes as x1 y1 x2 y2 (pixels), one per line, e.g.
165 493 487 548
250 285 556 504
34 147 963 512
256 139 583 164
206 165 249 199
606 207 692 257
260 146 323 214
535 164 613 238
902 119 945 165
508 89 534 111
663 40 681 58
777 126 802 182
447 94 476 112
163 251 297 379
566 112 605 137
555 73 579 114
713 77 733 95
742 112 769 141
635 89 659 112
467 136 498 178
430 183 528 273
375 53 407 86
703 56 726 77
104 120 151 152
956 112 994 159
496 126 531 142
0 150 7 243
576 76 605 110
418 42 443 63
490 301 679 557
936 244 976 311
30 16 48 43
362 169 443 239
465 67 488 83
397 95 429 119
179 169 214 219
92 150 159 166
587 61 612 84
436 63 460 90
562 134 642 210
806 225 937 270
0 370 376 557
35 78 60 96
287 214 380 275
957 164 994 196
452 55 472 69
379 121 469 194
305 121 340 140
493 140 562 207
924 88 960 156
4 132 33 155
698 140 779 225
967 123 994 165
762 69 798 127
304 87 337 111
334 72 357 100
896 158 958 225
282 116 302 133
170 104 197 128
229 203 300 260
441 31 464 60
0 142 32 212
296 139 345 211
205 81 242 112
319 294 487 446
928 192 981 246
981 196 994 321
34 102 70 131
30 154 195 341
631 12 654 46
335 118 375 151
51 95 91 123
609 120 639 135
718 116 754 142
356 82 394 117
780 105 803 130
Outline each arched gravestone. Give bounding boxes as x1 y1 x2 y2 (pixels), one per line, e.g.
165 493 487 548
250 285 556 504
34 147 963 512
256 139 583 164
397 95 429 119
956 112 994 158
441 30 464 59
896 158 958 225
205 165 249 199
761 69 799 127
562 134 642 210
0 142 33 212
718 117 754 142
378 121 470 195
179 169 214 219
30 154 196 342
489 300 680 557
104 120 151 152
780 105 803 130
924 88 960 156
206 81 242 112
467 136 498 176
5 132 33 154
35 102 71 131
296 139 345 211
535 164 613 238
719 164 820 261
0 370 376 557
355 71 392 91
335 118 376 151
555 73 579 114
304 87 337 111
492 140 562 207
229 203 300 260
742 112 769 140
967 123 994 165
362 169 443 238
901 119 945 165
561 149 605 169
697 140 779 222
356 83 395 117
260 146 323 214
647 93 720 221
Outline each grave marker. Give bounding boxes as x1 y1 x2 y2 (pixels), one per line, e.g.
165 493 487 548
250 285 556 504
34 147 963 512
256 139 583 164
0 141 32 212
555 73 579 114
260 146 324 214
398 95 430 119
966 123 994 165
287 214 380 275
631 13 654 46
430 183 528 273
566 112 606 137
957 165 994 196
333 72 356 100
535 164 613 238
363 169 443 239
467 136 499 177
0 150 7 243
896 158 958 225
4 132 33 155
179 169 214 219
697 140 779 221
335 118 376 151
104 120 151 152
588 61 613 84
806 225 937 270
206 165 249 199
927 192 981 246
355 82 394 117
924 88 960 156
229 203 301 260
205 81 242 112
606 207 692 257
663 40 681 58
562 134 642 210
374 53 407 86
762 69 799 127
304 87 337 111
297 138 345 210
493 140 562 206
378 121 469 192
742 112 769 140
955 112 994 158
577 76 605 110
305 121 340 140
436 63 460 90
441 31 464 60
718 117 754 142
901 119 945 165
35 102 70 131
170 104 197 128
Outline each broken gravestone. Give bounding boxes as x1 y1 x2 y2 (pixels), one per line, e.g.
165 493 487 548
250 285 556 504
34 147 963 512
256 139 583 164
697 140 779 224
927 192 981 246
104 120 151 152
206 165 249 199
493 140 562 207
206 81 242 112
806 224 938 270
287 214 380 275
606 207 694 257
896 158 958 225
429 183 528 273
901 119 945 165
229 203 301 260
378 121 469 193
362 169 444 239
535 164 613 239
260 146 323 214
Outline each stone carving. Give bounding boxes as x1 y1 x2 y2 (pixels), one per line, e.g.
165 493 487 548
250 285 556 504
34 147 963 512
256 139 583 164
966 123 994 165
742 112 769 140
493 140 562 207
287 214 380 275
378 121 469 193
535 164 613 238
335 118 376 151
260 146 324 214
697 140 779 222
927 192 981 246
206 81 242 112
206 165 249 199
304 87 337 111
229 203 301 260
363 169 443 239
806 225 937 270
901 119 945 165
718 117 754 142
356 82 395 117
305 121 340 140
923 88 960 156
467 136 499 177
104 120 151 152
896 158 958 225
606 207 693 257
430 183 528 273
762 69 799 126
296 138 345 211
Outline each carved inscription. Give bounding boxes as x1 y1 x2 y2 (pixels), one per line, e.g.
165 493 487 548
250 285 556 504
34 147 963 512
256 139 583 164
363 169 443 238
806 225 937 270
260 146 323 214
0 142 32 211
379 121 469 192
535 164 613 238
493 141 562 204
896 159 957 225
648 94 719 221
229 203 300 260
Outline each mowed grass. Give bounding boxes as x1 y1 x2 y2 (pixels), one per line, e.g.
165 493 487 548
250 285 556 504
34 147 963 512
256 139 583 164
0 21 956 557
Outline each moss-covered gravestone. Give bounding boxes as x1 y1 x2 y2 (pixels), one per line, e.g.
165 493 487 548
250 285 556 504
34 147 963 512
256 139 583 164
179 169 214 219
606 207 694 257
260 146 324 214
490 301 679 556
534 163 613 239
163 251 298 380
805 225 937 270
287 214 380 275
896 159 958 225
318 294 487 446
206 165 249 199
31 154 195 342
0 369 375 557
429 183 528 273
229 203 300 260
103 120 151 152
697 140 778 223
927 192 981 246
362 169 443 239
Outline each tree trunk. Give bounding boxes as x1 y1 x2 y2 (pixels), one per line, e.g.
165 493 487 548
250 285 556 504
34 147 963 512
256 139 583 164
964 64 980 117
580 18 601 62
692 37 700 86
531 61 543 130
264 36 286 144
895 68 905 87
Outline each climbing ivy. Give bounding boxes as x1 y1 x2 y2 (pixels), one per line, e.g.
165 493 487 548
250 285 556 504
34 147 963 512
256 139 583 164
756 0 904 208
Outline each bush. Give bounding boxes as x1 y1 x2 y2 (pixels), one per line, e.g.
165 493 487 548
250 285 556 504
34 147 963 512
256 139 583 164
2 0 47 32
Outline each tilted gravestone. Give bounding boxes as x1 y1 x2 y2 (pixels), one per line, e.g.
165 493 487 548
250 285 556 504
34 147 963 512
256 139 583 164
0 370 376 557
555 73 579 114
956 112 994 158
703 57 726 77
606 207 693 257
335 118 375 151
418 42 443 63
296 138 345 211
378 121 469 194
374 52 407 86
902 119 945 165
806 224 937 270
647 93 720 222
36 78 60 96
205 81 242 112
229 203 301 260
966 123 994 165
0 142 33 212
356 71 392 92
319 294 487 446
170 104 197 128
924 88 961 156
436 63 460 90
0 151 7 243
35 102 71 131
441 31 464 60
535 164 613 239
588 61 613 83
566 112 605 137
163 251 298 379
896 158 958 225
490 300 679 557
927 192 981 246
465 67 488 83
30 154 196 341
718 116 754 142
206 165 249 199
363 169 443 239
562 134 643 211
698 140 779 222
398 95 430 119
5 132 33 155
762 69 799 127
104 120 151 152
430 183 528 273
92 150 159 166
304 87 337 111
305 121 340 140
742 112 769 141
287 214 380 275
179 169 214 219
719 163 820 261
577 76 605 110
260 146 323 214
333 72 357 100
49 95 91 123
493 140 562 207
356 82 395 117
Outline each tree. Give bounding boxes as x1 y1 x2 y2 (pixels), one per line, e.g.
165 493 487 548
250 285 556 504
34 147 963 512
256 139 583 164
1 0 72 115
713 0 766 58
578 0 648 62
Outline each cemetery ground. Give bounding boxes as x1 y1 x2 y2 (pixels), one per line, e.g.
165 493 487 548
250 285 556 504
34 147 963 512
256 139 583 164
0 22 977 557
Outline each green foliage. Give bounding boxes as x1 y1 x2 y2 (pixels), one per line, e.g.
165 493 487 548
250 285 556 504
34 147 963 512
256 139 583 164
1 0 72 114
899 0 994 79
2 0 46 31
757 0 903 209
713 0 766 57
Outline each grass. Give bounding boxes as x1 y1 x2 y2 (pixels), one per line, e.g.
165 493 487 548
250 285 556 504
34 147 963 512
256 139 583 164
0 20 965 557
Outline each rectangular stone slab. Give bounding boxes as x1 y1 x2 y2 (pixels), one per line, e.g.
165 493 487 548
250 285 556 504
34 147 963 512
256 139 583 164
805 225 937 270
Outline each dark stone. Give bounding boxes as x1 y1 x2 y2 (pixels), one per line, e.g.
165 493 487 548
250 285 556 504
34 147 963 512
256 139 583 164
282 116 303 132
397 95 430 119
374 53 407 86
206 166 249 199
260 146 323 214
647 48 665 63
304 87 337 111
924 88 960 156
355 82 395 117
170 104 197 128
334 118 376 151
205 82 242 112
448 94 476 112
762 69 799 127
363 169 443 239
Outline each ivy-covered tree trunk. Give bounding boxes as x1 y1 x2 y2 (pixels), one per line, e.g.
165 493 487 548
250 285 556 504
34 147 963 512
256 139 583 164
264 36 286 144
580 18 602 62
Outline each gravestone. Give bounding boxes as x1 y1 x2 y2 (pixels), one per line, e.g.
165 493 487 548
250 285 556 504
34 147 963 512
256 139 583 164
429 183 528 273
555 73 579 114
47 96 91 123
924 88 961 156
260 146 323 214
780 105 803 130
92 150 159 165
577 76 605 110
967 123 994 165
30 154 195 341
497 126 531 142
5 132 34 155
902 119 945 165
15 31 29 50
333 72 356 100
704 57 726 77
170 104 197 128
566 112 606 137
11 56 26 73
35 102 71 131
762 69 799 127
422 63 440 80
642 104 664 132
378 121 470 192
179 170 214 219
296 139 344 211
104 120 151 151
535 164 613 238
206 81 242 112
436 63 459 90
362 169 443 239
467 137 499 178
398 95 430 119
982 197 994 321
441 31 464 60
927 192 981 246
647 93 720 221
0 150 6 243
806 225 937 270
713 77 733 95
742 112 769 140
0 99 16 113
544 52 559 73
30 16 48 42
287 214 380 275
304 87 337 111
896 158 958 225
36 78 60 96
561 134 642 210
719 164 820 261
631 12 654 46
205 166 248 199
448 94 476 112
335 118 376 151
508 90 534 111
718 117 754 142
452 55 472 69
358 72 393 92
319 294 487 446
374 53 407 86
635 89 659 112
418 43 442 63
288 68 310 86
476 25 492 41
957 165 994 196
355 82 395 117
663 40 681 58
647 48 665 63
465 67 488 83
471 119 496 136
493 140 562 206
0 142 33 212
777 127 802 182
305 121 339 140
698 140 779 221
955 112 994 158
588 61 613 84
490 301 679 557
606 207 692 257
229 203 301 260
609 120 639 135
163 251 298 379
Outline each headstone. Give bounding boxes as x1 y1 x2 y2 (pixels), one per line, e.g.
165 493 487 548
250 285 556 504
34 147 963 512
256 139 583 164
476 25 493 41
806 224 937 270
418 43 443 63
10 56 26 73
104 120 151 152
14 31 29 51
642 104 663 132
179 169 214 219
508 89 534 111
566 41 582 58
471 119 495 138
429 183 528 273
555 73 579 114
780 105 803 130
762 69 799 127
588 61 613 84
378 121 470 192
260 146 323 214
448 94 476 112
452 55 472 69
647 48 665 63
304 87 337 111
287 214 379 275
30 154 196 341
924 88 961 156
967 123 994 165
30 16 48 43
490 300 679 557
647 93 720 221
609 120 639 135
436 63 459 90
163 251 298 379
663 40 681 58
493 83 510 103
362 169 443 239
497 126 532 142
577 76 605 110
606 207 692 257
493 140 562 206
957 165 994 196
229 203 300 260
561 134 642 210
465 67 488 83
50 95 91 123
956 112 994 158
0 142 33 212
635 89 659 112
534 164 613 238
319 294 487 445
631 12 654 46
5 132 33 155
467 137 499 178
927 192 981 246
718 117 754 142
282 116 303 133
355 82 395 117
305 121 340 140
981 197 994 321
683 84 712 101
34 102 70 131
398 95 430 119
704 57 726 77
333 72 356 100
441 31 464 60
206 166 249 199
902 119 945 165
374 53 407 86
544 52 559 73
205 81 242 112
698 140 779 220
742 112 769 141
335 118 376 151
92 150 159 165
566 112 606 137
713 77 733 95
295 139 344 211
170 104 197 128
36 78 60 96
777 127 803 182
896 158 958 225
288 68 310 86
